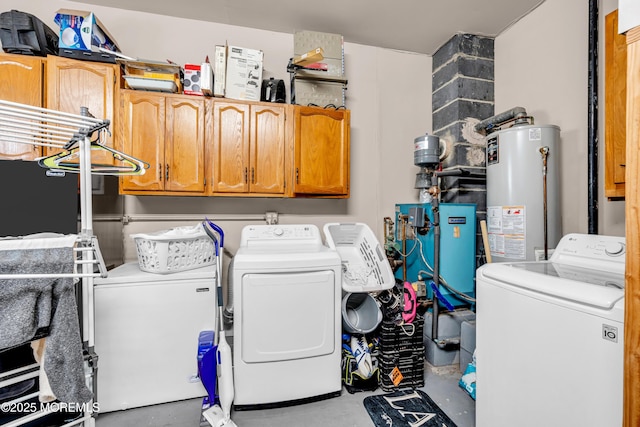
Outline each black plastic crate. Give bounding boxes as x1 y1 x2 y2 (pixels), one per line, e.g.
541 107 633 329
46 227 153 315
379 352 425 391
379 315 424 352
377 314 425 391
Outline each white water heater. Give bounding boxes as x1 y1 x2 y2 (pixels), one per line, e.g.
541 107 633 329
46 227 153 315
486 124 561 262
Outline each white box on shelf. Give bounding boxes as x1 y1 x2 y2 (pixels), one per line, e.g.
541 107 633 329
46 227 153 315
213 44 227 97
224 45 263 101
200 61 213 96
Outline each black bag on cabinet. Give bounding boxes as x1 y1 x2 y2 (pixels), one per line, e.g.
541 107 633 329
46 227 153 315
0 9 59 56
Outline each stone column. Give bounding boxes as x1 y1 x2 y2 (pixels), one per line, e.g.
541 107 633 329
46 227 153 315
432 33 495 262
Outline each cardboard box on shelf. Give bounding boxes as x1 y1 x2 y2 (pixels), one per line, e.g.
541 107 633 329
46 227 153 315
293 47 324 67
213 44 227 97
118 59 183 93
184 64 203 96
200 60 213 96
54 9 119 52
224 45 263 101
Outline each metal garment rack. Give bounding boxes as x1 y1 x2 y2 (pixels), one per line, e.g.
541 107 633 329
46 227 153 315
0 99 142 427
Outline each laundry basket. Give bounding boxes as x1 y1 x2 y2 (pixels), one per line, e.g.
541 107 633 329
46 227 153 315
132 223 216 274
323 222 395 293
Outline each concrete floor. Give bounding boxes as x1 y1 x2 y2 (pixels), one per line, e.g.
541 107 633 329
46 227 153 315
95 364 475 427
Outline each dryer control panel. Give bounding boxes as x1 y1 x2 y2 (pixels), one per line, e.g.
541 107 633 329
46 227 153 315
240 224 323 249
550 233 626 274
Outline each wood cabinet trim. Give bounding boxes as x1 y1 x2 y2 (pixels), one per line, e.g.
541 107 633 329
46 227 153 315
605 10 627 199
625 23 640 427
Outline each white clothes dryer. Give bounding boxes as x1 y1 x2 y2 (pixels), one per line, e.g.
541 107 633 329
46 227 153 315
476 233 625 427
231 224 342 408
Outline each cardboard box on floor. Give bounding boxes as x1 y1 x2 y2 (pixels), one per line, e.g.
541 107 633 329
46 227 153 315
224 46 263 101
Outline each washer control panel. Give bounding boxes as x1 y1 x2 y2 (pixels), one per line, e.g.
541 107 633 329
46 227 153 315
550 233 626 273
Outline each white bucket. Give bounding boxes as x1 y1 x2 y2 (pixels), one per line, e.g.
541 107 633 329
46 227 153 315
342 292 382 334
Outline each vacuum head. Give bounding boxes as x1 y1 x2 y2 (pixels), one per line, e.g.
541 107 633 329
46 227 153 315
202 405 238 427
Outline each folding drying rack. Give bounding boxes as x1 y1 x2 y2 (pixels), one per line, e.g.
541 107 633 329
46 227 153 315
0 99 145 427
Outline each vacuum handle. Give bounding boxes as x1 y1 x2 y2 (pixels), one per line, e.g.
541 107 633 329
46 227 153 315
202 221 220 256
205 217 224 248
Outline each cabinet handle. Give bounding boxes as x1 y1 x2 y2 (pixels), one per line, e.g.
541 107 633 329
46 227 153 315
166 164 169 181
244 167 248 183
251 167 255 184
296 167 299 184
158 164 162 181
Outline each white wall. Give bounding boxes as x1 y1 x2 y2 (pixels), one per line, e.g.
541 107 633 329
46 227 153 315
494 0 624 237
619 0 640 33
1 0 624 267
0 0 431 263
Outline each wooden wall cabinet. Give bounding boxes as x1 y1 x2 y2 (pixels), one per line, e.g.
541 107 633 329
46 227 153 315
209 100 289 196
624 23 640 427
605 10 627 199
119 90 206 194
46 56 119 166
291 106 350 198
0 54 119 162
117 93 350 199
0 53 45 160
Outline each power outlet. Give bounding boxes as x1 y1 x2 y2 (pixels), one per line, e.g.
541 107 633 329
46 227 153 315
404 225 416 240
413 280 427 298
265 211 279 225
534 248 555 261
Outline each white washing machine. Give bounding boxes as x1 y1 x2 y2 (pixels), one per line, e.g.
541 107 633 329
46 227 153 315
94 262 217 412
476 233 625 427
232 224 342 408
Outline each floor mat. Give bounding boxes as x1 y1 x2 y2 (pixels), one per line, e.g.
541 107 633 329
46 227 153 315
363 389 458 427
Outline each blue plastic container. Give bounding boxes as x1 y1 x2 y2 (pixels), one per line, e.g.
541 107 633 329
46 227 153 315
198 330 218 406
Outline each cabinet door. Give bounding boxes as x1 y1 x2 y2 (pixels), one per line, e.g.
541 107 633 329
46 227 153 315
293 106 350 196
165 97 206 192
0 53 44 160
605 10 627 199
46 56 118 165
625 25 640 427
120 91 165 191
250 104 287 194
211 101 250 193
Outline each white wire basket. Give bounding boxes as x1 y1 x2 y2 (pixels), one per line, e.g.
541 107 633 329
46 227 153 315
131 223 216 274
323 222 395 293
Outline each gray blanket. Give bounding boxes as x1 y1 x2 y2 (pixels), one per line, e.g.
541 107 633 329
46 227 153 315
0 246 93 404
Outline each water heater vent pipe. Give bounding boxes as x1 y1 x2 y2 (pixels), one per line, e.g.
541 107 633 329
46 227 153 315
474 107 530 136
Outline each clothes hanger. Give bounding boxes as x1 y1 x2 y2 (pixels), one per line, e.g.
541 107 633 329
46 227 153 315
37 131 149 176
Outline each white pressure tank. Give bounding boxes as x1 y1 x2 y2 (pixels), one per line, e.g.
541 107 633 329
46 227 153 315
485 124 561 262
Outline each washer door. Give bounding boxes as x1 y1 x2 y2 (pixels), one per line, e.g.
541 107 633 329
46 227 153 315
241 270 336 363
